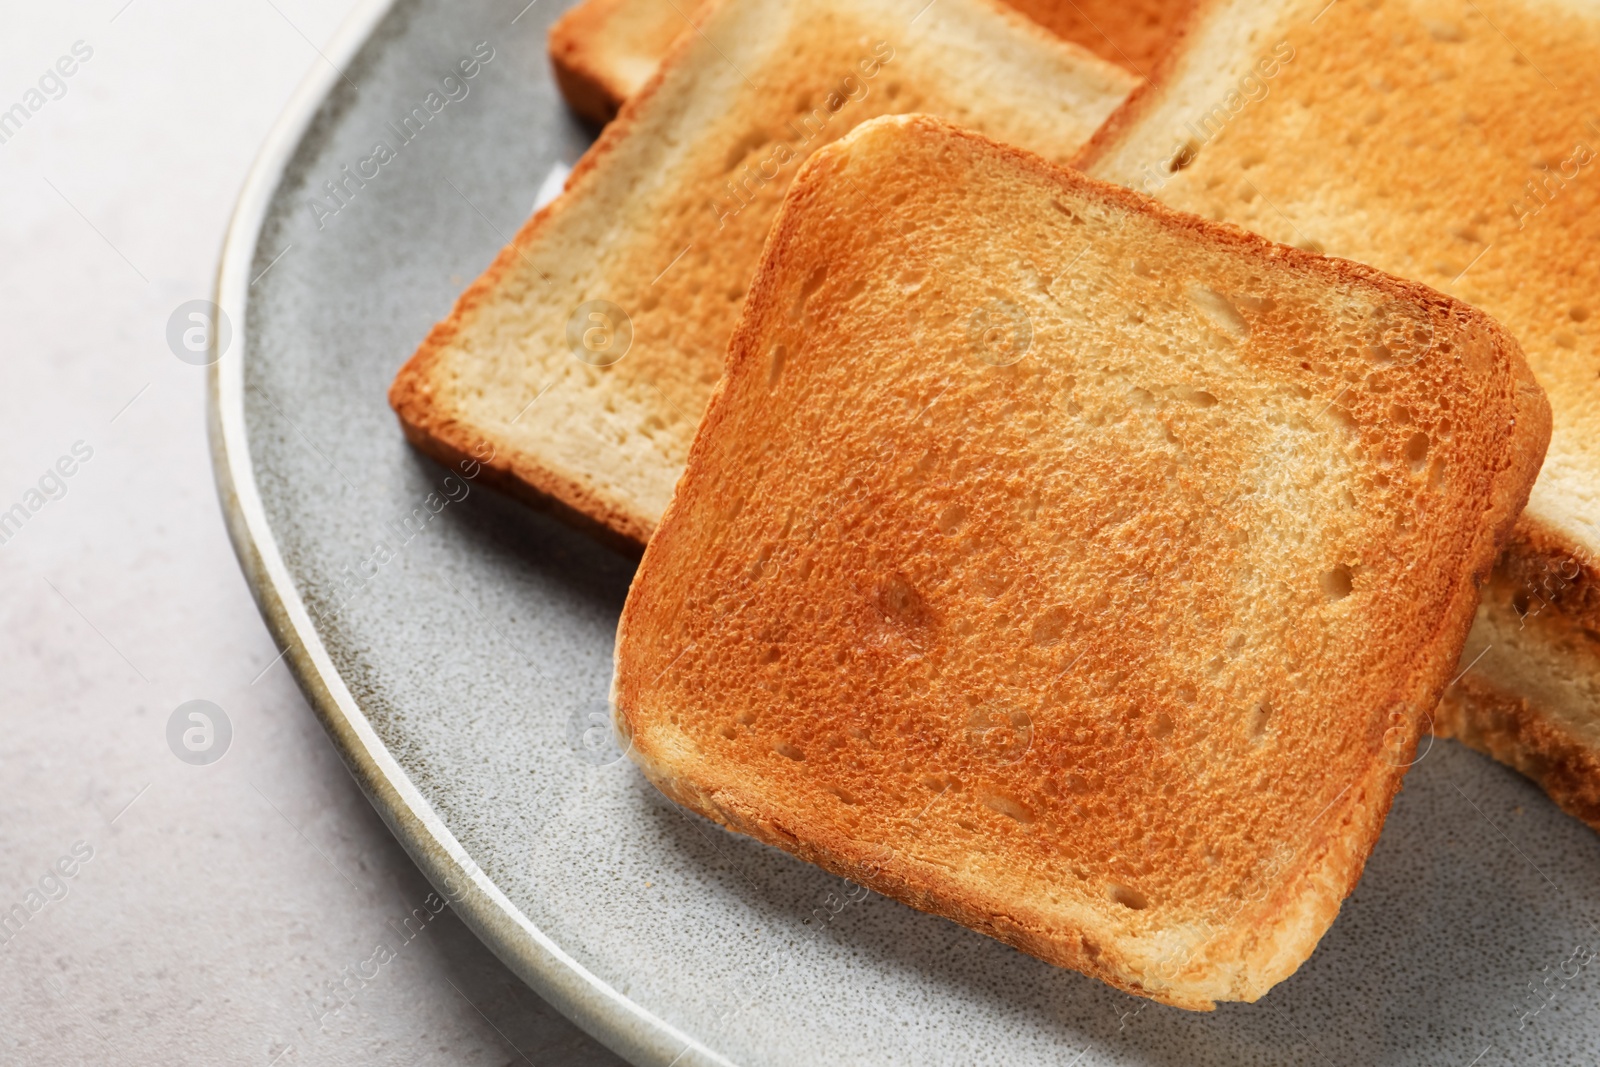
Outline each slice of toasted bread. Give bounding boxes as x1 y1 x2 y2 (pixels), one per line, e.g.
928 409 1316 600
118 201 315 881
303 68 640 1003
548 0 1193 124
1075 0 1600 830
1004 0 1192 72
612 114 1549 1008
390 0 1137 552
547 0 699 125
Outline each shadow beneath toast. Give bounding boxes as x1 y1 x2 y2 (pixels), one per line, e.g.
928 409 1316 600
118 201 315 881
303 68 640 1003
388 450 1600 1064
623 737 1600 1065
310 445 637 762
412 447 638 615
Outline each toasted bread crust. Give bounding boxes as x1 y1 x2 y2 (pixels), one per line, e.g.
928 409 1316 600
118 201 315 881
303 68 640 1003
618 678 1418 1008
1499 514 1600 635
615 114 1549 1007
1068 0 1209 171
387 33 702 555
548 21 624 125
1432 555 1600 833
547 0 1189 124
387 369 649 556
386 93 664 554
1006 0 1196 73
547 0 706 125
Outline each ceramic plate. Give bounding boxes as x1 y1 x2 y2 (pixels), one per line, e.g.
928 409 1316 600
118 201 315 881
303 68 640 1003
210 1 1600 1063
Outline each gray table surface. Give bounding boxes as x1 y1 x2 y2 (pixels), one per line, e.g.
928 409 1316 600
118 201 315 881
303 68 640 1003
0 2 624 1063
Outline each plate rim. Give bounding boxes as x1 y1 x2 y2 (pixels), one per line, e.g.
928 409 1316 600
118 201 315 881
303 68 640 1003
205 4 730 1064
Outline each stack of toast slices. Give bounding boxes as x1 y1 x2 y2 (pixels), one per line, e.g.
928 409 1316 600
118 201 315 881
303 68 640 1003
548 0 1194 124
1078 0 1600 833
387 0 1582 1009
614 114 1545 1006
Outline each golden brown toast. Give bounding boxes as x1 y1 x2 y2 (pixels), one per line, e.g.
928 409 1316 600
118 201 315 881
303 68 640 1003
390 0 1136 552
548 0 1192 123
1076 0 1600 832
612 114 1549 1008
547 0 691 125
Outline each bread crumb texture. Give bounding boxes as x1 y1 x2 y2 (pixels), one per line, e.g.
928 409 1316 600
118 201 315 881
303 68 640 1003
1079 0 1600 838
614 115 1547 1009
1086 0 1600 605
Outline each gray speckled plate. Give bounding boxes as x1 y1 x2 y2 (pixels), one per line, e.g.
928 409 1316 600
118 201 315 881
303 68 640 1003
209 1 1600 1063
